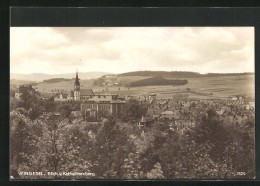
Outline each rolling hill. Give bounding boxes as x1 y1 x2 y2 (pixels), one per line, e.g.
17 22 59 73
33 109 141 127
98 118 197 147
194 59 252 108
10 72 111 82
119 71 254 78
10 70 254 99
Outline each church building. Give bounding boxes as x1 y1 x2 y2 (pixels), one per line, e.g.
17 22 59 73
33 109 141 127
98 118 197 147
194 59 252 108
71 71 126 120
72 71 95 101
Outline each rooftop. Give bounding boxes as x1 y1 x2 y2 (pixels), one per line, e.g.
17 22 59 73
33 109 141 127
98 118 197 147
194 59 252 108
80 89 94 96
83 95 125 104
161 110 174 115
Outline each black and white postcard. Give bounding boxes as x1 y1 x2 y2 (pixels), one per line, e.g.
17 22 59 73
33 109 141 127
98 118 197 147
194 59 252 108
9 26 255 179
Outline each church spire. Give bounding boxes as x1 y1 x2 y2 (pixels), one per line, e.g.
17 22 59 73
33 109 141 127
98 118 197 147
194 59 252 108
76 70 79 81
74 70 80 91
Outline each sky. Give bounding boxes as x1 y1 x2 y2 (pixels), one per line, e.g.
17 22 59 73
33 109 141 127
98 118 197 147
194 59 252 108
10 27 254 74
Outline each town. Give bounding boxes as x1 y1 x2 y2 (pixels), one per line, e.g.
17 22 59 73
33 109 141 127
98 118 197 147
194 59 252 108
12 71 255 135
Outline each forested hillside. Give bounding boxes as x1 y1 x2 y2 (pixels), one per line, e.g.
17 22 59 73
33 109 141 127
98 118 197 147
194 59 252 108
119 71 254 78
129 77 188 87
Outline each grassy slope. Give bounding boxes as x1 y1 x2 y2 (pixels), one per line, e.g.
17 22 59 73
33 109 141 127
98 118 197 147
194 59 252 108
129 77 188 87
100 75 254 99
33 79 94 93
13 74 254 99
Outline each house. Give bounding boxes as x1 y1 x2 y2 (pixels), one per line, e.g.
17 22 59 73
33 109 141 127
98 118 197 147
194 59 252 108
138 115 153 127
229 96 238 101
174 119 195 130
53 112 61 117
71 111 83 121
67 91 74 101
88 130 96 139
54 92 69 101
248 102 255 109
15 92 22 99
148 94 156 102
152 114 160 120
139 116 147 126
216 109 225 116
83 109 97 121
103 74 117 79
244 104 250 110
158 110 174 121
81 94 126 120
126 95 135 100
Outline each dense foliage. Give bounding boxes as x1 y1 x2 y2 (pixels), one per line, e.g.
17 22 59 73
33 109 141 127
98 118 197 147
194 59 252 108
10 92 255 179
129 77 188 87
43 78 72 83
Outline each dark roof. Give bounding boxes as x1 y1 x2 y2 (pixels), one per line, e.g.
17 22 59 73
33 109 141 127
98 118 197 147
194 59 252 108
61 93 68 98
80 89 94 96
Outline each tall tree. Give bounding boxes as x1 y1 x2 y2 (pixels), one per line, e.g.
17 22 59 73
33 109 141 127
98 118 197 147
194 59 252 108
124 98 142 119
90 117 134 178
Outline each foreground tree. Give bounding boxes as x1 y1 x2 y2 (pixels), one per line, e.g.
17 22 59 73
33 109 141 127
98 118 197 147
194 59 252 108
124 98 142 120
90 117 134 178
10 110 43 178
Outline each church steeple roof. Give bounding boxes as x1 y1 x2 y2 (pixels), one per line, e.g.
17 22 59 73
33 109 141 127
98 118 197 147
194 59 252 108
74 70 80 88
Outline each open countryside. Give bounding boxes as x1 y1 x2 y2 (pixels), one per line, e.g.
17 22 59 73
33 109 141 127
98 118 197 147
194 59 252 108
16 73 254 100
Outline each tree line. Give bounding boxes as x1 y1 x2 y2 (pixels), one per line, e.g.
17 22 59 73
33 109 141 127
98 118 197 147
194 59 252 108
119 71 254 78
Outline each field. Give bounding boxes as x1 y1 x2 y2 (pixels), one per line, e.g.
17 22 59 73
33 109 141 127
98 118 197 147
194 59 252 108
29 79 94 93
12 74 254 100
96 74 254 99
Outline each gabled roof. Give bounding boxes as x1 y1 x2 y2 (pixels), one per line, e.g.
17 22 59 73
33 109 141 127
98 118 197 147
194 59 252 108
80 89 94 96
226 111 233 116
161 110 174 115
216 109 225 115
140 116 147 122
84 95 125 104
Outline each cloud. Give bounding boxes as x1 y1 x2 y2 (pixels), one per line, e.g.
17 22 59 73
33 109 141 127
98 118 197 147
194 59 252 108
10 27 254 74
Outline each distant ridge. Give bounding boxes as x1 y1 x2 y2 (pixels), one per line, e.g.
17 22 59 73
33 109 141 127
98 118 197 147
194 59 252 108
11 71 254 82
119 71 254 78
10 72 111 82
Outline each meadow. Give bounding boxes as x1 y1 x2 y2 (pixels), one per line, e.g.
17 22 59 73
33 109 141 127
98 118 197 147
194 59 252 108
14 74 254 100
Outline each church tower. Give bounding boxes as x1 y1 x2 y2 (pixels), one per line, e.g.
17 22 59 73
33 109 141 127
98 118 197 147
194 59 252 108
74 71 80 100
